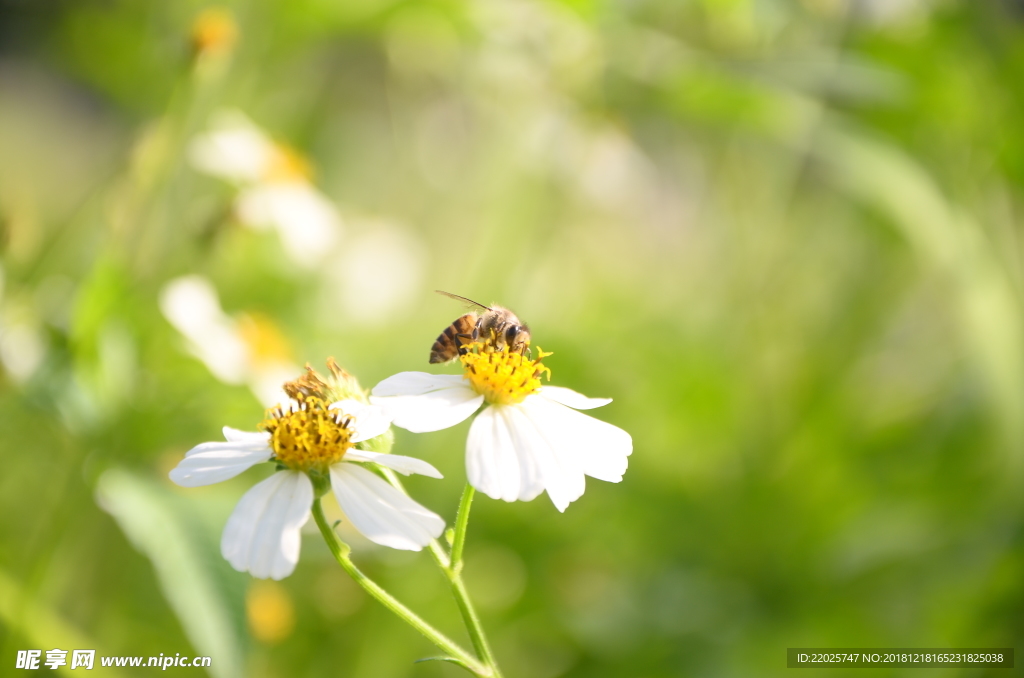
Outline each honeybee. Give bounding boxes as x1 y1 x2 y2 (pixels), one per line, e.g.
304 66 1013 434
429 291 531 364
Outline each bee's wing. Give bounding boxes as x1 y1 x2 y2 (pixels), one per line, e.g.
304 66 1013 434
435 290 492 311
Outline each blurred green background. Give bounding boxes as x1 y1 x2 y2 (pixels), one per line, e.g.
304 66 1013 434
2 0 1024 676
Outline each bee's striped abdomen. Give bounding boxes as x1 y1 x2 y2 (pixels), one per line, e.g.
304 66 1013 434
429 313 479 363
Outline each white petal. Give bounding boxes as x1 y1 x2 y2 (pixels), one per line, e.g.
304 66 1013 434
270 186 342 261
371 372 468 396
159 275 228 337
501 403 585 512
220 471 312 580
223 427 270 443
523 394 632 484
170 442 272 487
329 400 392 443
330 464 444 551
370 373 483 433
188 111 273 183
158 276 250 384
343 450 443 479
467 406 542 502
538 385 612 410
236 184 341 269
328 399 363 413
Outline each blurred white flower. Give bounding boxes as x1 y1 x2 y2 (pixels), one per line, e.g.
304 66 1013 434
325 224 427 327
0 265 48 384
159 275 298 406
189 111 272 184
189 110 342 268
169 397 445 579
0 321 47 383
371 343 631 512
236 183 341 266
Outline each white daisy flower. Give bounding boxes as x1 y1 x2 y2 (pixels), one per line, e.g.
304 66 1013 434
370 343 632 512
188 110 342 268
235 182 341 266
158 275 299 406
188 110 275 185
169 396 445 580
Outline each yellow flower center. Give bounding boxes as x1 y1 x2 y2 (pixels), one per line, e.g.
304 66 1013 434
236 312 294 367
263 145 313 184
460 342 551 405
259 396 352 472
190 8 238 56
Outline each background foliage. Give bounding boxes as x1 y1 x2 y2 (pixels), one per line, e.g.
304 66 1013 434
2 1 1023 676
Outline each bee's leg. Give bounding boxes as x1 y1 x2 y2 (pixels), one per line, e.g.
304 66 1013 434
455 333 473 355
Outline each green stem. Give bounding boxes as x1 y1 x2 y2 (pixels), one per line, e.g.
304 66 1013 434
437 484 503 678
446 567 502 676
450 484 475 572
377 472 504 677
311 498 490 676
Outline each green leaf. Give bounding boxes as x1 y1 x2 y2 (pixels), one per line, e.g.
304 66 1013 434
96 469 246 678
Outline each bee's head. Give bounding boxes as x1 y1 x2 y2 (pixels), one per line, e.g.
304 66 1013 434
505 323 531 353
